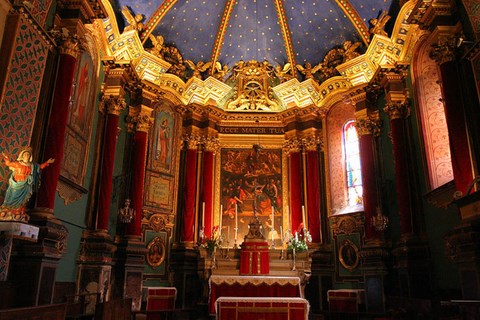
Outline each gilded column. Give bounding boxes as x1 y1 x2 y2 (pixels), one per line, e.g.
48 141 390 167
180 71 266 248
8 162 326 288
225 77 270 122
284 138 302 232
202 136 219 239
430 33 474 195
36 34 79 212
303 135 323 243
181 134 201 246
355 108 382 240
125 105 153 237
384 100 413 235
97 95 126 232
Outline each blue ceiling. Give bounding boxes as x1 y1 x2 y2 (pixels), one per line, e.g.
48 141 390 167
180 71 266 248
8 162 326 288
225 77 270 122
115 0 397 69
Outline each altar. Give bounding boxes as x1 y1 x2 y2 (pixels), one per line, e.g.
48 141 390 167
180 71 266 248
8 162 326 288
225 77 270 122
208 275 302 314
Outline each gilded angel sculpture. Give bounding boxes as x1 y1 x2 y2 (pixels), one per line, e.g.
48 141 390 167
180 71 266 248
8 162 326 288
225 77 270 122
185 60 212 79
296 62 322 80
121 6 144 33
369 11 390 37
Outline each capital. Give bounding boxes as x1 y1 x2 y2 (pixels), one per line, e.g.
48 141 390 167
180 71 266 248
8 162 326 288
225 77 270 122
127 106 154 132
51 30 81 58
355 110 382 137
202 136 220 153
302 135 324 152
430 34 457 65
383 101 410 120
183 133 202 149
101 96 127 116
282 137 302 155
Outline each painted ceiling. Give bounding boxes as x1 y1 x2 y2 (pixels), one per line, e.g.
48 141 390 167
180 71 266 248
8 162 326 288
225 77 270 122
113 0 397 70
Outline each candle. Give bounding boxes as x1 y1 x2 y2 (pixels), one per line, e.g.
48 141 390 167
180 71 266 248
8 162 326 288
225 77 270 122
271 206 274 230
302 205 306 226
286 205 290 232
202 202 205 228
235 204 238 241
219 205 223 235
280 226 283 241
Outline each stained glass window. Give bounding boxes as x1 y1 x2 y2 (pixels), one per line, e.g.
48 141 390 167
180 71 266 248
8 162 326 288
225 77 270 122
344 120 363 206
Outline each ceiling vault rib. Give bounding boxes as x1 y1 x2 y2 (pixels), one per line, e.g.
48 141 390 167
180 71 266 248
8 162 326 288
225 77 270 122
210 0 237 71
141 0 178 44
272 0 296 76
334 0 370 45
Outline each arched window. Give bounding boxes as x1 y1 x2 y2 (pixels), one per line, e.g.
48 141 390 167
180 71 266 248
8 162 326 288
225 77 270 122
343 120 363 207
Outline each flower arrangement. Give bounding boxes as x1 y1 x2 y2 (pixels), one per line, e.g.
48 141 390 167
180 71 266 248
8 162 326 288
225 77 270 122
199 225 223 254
286 223 312 252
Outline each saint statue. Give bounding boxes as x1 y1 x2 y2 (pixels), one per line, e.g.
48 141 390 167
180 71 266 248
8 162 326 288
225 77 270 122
0 147 54 221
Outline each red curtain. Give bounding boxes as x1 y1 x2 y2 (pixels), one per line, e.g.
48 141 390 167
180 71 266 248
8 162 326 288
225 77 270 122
126 131 148 236
202 151 214 238
181 149 197 242
358 133 378 240
37 54 77 209
306 150 320 243
439 61 473 195
289 152 302 232
390 118 412 235
97 113 119 231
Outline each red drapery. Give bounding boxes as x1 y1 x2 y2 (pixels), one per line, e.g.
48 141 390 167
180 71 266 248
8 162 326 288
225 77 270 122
439 61 473 195
126 131 148 236
216 298 308 320
202 151 214 238
306 150 320 243
358 133 378 240
289 152 302 231
97 113 119 231
37 54 77 209
390 118 412 235
181 149 197 243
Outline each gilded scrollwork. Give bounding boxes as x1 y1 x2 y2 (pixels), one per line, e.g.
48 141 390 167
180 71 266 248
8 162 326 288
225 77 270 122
329 213 365 236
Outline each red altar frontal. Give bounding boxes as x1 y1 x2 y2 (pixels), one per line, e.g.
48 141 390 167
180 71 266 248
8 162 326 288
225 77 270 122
216 297 310 320
208 275 302 314
240 240 270 275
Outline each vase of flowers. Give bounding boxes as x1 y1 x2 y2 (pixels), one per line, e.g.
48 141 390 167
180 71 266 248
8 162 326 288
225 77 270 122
199 225 222 257
285 224 311 271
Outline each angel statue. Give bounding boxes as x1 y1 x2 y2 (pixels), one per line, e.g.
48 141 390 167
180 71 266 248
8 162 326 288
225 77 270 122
274 63 293 83
296 62 322 80
343 41 362 62
185 60 212 79
212 62 229 81
0 147 54 221
149 34 165 58
369 11 390 37
121 6 144 33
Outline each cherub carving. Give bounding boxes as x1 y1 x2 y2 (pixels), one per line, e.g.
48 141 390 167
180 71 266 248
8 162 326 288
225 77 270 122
149 34 165 58
185 60 212 79
343 41 362 61
212 61 229 81
296 62 322 80
274 63 293 83
369 11 390 37
121 6 144 33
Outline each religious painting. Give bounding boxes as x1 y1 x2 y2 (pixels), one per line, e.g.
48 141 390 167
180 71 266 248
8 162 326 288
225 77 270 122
146 236 166 268
144 174 173 209
335 233 362 279
220 148 283 247
61 50 96 190
150 104 176 173
144 230 168 276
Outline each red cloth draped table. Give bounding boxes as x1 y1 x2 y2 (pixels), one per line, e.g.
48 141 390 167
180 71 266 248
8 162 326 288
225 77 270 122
209 275 302 315
216 297 310 320
145 287 176 320
327 289 365 313
240 240 270 275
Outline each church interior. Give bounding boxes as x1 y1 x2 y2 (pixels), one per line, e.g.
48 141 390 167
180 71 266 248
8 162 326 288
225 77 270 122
0 0 480 319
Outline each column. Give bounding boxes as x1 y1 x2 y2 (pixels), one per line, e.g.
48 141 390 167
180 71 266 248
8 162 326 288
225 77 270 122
35 34 79 212
180 134 201 246
430 33 474 195
303 135 322 244
97 95 126 232
355 108 382 241
201 137 219 239
125 105 153 237
284 138 302 232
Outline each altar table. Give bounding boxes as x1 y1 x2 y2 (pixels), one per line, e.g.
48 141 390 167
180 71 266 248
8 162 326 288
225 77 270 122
240 240 270 275
209 275 302 314
216 297 310 320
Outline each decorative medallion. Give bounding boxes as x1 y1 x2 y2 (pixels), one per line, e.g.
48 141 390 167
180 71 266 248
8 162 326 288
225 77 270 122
146 236 165 268
338 239 360 272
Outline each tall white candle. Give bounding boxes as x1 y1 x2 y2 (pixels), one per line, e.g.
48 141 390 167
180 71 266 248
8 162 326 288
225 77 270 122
202 202 205 228
271 206 274 230
219 205 223 236
280 226 283 240
235 204 238 241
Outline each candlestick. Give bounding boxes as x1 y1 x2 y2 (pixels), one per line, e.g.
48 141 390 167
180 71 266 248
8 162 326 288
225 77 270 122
302 205 306 226
271 206 274 230
235 204 238 247
219 204 223 235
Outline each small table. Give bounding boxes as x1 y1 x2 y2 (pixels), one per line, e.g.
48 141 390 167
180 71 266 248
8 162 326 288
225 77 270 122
216 297 309 320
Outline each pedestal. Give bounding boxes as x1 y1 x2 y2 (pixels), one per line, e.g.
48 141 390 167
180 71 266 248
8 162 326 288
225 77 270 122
305 246 334 314
170 247 201 310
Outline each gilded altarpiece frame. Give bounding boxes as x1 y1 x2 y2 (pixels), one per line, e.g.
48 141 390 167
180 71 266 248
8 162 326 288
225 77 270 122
215 144 288 247
59 44 97 204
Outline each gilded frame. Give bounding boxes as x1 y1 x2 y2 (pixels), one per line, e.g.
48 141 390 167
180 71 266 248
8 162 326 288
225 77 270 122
146 236 166 269
338 239 359 272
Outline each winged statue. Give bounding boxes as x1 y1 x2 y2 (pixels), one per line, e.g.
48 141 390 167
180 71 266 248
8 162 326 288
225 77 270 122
369 11 390 37
274 63 293 83
212 62 229 80
121 6 144 33
185 60 212 79
296 62 322 80
343 41 362 61
149 34 165 57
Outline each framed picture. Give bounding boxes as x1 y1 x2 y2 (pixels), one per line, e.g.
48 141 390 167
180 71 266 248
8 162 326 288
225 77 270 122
144 174 173 209
338 239 360 272
150 103 177 174
146 236 166 269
